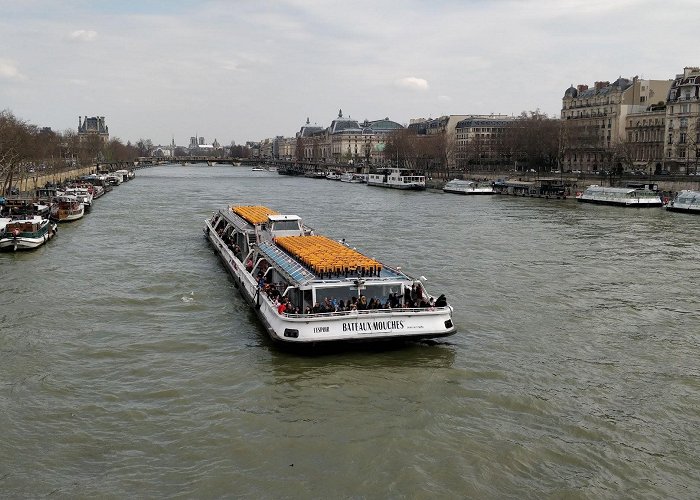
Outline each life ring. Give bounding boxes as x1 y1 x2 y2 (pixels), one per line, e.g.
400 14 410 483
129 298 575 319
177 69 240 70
575 191 581 197
663 197 669 205
12 228 20 238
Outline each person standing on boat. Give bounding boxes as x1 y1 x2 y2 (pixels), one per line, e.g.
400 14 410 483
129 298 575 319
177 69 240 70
277 299 287 315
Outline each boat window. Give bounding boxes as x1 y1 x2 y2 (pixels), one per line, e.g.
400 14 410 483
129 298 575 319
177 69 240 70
314 285 357 306
272 220 300 231
364 283 402 304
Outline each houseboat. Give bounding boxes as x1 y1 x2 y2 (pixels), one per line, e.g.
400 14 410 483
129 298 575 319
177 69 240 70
666 190 700 214
367 167 426 190
204 205 456 346
576 184 662 207
51 195 85 222
443 179 495 195
0 215 57 251
63 186 94 211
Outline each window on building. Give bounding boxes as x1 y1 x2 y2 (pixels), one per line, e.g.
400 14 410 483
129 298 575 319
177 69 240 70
680 132 686 144
640 96 646 103
668 134 673 144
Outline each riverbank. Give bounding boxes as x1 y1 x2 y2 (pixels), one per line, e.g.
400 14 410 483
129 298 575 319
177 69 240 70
8 166 97 193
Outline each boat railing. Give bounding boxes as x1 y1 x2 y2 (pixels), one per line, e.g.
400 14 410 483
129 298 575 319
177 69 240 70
282 306 449 319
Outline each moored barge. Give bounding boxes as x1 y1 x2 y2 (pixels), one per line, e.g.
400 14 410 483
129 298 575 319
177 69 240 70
204 205 456 345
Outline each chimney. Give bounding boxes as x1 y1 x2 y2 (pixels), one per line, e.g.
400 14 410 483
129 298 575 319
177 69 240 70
577 84 589 92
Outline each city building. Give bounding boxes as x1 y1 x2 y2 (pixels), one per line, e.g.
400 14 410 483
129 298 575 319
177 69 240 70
294 111 403 165
454 115 515 168
78 115 109 142
561 77 671 172
665 66 700 174
624 104 666 173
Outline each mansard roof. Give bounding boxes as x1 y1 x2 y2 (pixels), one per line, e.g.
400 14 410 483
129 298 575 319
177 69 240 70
329 117 362 134
297 125 323 137
456 117 514 128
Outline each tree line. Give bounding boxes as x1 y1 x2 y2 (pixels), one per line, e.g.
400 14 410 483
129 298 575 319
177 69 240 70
1 109 146 194
381 110 562 176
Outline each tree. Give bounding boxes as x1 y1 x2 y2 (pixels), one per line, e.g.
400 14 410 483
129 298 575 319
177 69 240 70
135 138 153 156
504 110 561 171
1 110 35 194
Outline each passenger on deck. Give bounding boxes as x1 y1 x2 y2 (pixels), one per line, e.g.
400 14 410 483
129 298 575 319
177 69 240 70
435 294 447 307
358 295 368 310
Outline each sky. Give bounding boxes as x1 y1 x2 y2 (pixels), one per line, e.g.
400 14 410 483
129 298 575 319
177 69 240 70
1 0 699 146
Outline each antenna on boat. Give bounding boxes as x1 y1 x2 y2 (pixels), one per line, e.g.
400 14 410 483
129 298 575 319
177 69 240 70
419 276 427 281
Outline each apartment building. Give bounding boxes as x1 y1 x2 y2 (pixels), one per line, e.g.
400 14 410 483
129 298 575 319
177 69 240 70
561 77 671 172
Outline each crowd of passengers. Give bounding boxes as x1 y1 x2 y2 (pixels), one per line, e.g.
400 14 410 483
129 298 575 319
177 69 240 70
211 223 449 315
260 280 447 316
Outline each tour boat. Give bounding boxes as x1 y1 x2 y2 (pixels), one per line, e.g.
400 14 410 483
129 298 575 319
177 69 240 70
325 171 342 181
367 167 426 190
576 184 662 207
443 179 495 195
251 166 266 171
51 195 85 222
0 215 57 251
666 190 700 214
204 205 456 346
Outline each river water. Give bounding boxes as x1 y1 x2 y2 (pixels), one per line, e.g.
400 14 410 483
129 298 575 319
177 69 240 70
2 165 699 498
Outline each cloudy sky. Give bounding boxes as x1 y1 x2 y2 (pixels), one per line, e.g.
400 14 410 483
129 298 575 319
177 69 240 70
1 0 698 146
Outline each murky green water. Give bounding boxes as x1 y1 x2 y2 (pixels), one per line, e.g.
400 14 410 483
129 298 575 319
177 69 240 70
2 165 699 498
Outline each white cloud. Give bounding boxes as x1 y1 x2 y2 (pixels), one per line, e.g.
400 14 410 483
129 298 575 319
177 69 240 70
0 59 25 80
394 77 429 91
437 95 451 102
68 30 98 42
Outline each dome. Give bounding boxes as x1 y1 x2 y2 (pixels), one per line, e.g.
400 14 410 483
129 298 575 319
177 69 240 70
564 84 577 98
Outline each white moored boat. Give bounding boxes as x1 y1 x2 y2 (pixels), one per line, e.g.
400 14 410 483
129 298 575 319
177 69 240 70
576 184 662 207
339 172 363 183
666 190 700 213
204 205 456 346
0 215 57 252
367 167 426 190
443 179 495 195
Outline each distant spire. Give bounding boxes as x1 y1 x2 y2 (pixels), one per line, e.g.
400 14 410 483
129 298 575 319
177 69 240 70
306 117 310 125
338 108 343 118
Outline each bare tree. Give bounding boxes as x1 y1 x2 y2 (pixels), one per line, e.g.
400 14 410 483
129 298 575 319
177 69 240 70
504 110 561 172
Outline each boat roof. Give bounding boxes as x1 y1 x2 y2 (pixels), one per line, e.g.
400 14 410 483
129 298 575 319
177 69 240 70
268 214 301 222
230 205 279 225
585 185 647 194
274 235 382 276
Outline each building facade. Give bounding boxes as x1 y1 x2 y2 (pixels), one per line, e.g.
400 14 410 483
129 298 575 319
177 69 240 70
665 66 700 174
625 104 666 173
294 111 403 165
454 115 514 168
561 77 671 172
